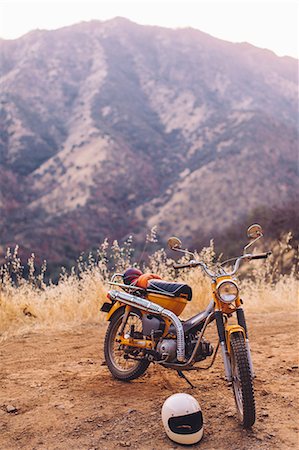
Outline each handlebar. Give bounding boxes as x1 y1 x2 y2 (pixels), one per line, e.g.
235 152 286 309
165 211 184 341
173 262 198 269
173 251 271 278
174 260 215 277
249 252 271 260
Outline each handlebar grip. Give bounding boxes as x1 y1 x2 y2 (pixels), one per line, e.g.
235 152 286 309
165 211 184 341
173 263 192 269
250 251 272 260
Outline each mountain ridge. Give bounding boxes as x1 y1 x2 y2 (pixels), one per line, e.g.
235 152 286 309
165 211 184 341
0 18 298 269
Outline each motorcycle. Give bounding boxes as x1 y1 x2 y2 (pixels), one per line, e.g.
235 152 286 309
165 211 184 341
101 224 271 428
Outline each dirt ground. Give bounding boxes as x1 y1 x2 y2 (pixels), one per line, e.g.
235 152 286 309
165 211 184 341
0 311 298 450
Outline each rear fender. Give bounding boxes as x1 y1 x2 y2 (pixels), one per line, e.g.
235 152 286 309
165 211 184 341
105 301 124 321
225 324 245 353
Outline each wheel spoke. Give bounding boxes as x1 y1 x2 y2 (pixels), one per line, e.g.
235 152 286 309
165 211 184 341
104 309 150 381
109 313 143 371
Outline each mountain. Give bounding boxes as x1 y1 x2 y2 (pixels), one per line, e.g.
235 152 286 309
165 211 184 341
0 18 298 269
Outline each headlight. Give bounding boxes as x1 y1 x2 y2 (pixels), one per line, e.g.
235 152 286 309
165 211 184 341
216 280 239 303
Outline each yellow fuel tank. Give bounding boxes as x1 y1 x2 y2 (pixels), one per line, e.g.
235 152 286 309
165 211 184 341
146 292 188 316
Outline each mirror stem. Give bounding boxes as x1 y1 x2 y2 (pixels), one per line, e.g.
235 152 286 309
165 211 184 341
243 234 263 254
173 248 195 258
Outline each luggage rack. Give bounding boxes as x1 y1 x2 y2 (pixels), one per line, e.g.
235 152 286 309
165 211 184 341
108 273 176 297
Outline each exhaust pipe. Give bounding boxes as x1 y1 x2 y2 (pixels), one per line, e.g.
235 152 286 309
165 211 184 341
108 290 185 362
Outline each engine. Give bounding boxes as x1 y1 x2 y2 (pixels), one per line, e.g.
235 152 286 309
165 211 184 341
156 339 177 362
142 314 213 363
155 337 213 363
186 336 214 362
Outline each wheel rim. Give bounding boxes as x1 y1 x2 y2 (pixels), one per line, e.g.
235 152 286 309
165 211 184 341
108 312 144 373
231 350 244 420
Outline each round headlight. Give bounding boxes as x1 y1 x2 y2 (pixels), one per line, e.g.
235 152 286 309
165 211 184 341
216 281 239 303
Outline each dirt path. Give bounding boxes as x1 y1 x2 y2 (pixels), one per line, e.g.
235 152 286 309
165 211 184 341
0 311 298 450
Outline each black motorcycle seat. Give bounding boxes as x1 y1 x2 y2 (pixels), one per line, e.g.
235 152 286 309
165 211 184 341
147 280 192 301
168 299 215 335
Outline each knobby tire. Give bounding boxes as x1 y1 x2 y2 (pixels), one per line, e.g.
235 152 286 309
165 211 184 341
230 332 256 428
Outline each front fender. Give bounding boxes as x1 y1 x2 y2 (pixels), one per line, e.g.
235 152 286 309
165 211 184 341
225 324 245 353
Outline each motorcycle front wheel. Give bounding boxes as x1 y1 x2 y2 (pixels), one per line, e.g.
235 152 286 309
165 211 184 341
104 308 150 381
230 332 256 428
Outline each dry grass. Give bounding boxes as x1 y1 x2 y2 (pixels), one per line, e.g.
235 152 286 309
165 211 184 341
0 245 109 341
0 234 298 341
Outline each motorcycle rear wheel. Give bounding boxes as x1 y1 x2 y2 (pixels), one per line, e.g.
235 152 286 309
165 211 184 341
230 332 256 428
104 308 150 381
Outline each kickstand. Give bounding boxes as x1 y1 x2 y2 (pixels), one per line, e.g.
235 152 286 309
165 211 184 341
177 370 195 389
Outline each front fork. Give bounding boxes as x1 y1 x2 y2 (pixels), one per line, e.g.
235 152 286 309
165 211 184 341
215 310 233 381
215 308 255 381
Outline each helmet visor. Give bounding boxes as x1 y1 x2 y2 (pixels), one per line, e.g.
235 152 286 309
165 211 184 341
168 411 203 434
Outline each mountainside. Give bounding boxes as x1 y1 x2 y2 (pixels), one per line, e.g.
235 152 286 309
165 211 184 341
0 18 298 268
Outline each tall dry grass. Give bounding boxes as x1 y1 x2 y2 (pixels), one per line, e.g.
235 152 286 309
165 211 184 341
0 233 298 341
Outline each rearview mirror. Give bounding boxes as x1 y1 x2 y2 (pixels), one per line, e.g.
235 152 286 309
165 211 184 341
167 237 182 250
247 224 263 240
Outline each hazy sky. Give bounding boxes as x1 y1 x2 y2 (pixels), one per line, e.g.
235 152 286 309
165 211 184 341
0 0 298 58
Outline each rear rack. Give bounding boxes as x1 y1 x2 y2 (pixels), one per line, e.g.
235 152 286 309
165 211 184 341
108 281 176 297
108 272 176 297
108 280 146 293
108 273 146 294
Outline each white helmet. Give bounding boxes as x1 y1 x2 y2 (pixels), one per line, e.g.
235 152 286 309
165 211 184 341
161 393 203 445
